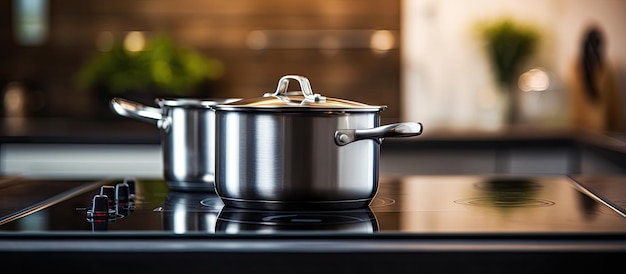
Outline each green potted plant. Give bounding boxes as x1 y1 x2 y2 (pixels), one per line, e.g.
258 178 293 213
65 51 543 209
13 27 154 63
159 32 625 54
476 18 540 124
76 34 223 118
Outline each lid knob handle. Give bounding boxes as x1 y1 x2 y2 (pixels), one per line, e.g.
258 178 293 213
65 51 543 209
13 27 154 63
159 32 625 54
271 75 326 103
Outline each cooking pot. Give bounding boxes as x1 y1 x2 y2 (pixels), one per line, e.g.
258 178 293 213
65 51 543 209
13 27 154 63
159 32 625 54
110 97 238 192
212 75 423 210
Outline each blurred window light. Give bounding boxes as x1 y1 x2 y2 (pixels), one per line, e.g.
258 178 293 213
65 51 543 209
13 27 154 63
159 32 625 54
246 30 268 50
96 31 115 52
13 0 48 46
319 35 341 50
370 30 395 52
124 31 146 53
246 29 397 51
3 82 26 117
518 68 550 92
319 35 341 56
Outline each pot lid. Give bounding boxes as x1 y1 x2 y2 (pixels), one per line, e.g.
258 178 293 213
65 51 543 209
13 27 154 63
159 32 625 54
212 75 386 112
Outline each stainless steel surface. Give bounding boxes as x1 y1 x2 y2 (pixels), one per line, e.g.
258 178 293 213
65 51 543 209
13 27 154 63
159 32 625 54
213 75 423 210
215 111 382 209
110 98 162 124
160 100 216 191
111 97 238 192
272 74 324 103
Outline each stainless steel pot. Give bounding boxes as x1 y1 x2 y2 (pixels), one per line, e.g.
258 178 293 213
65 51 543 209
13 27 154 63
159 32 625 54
212 75 423 210
111 97 238 192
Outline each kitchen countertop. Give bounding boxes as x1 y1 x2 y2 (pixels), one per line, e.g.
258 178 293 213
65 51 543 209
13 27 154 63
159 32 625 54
0 117 161 144
3 117 625 156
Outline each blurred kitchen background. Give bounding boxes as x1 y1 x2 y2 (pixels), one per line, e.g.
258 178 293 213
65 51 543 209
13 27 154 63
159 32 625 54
1 0 625 132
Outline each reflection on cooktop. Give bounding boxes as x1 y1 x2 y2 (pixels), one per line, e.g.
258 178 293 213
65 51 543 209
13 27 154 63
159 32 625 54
385 176 626 233
454 178 556 208
0 175 625 234
216 207 379 234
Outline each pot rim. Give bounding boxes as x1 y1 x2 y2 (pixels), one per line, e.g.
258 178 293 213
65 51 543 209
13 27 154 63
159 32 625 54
212 102 386 113
157 98 240 108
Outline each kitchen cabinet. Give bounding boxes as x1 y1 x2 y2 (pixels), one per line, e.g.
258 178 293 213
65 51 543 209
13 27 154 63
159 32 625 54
380 129 626 176
381 146 577 175
381 148 498 175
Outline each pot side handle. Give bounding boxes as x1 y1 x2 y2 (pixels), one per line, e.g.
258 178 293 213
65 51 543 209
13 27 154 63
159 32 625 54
110 97 163 125
334 122 423 146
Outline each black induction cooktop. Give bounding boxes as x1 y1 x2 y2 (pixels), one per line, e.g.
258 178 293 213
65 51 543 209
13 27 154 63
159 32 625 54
1 174 625 233
1 175 626 274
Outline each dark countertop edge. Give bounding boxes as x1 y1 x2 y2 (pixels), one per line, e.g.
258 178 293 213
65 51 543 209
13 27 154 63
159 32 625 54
383 127 616 149
1 232 625 252
1 234 624 273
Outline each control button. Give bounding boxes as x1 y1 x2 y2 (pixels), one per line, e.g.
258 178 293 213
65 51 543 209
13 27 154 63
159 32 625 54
123 177 137 200
85 179 139 229
99 185 115 210
115 182 135 217
116 204 130 217
115 182 130 206
87 194 114 220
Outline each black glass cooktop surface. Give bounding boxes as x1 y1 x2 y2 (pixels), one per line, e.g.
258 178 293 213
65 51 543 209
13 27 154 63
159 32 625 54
1 175 625 234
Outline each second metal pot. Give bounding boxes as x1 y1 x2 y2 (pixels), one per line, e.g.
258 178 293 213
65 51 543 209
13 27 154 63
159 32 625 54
111 97 238 192
212 75 423 210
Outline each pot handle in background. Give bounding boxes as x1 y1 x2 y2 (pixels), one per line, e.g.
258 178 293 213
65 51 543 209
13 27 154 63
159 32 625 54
110 97 163 125
334 122 423 146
